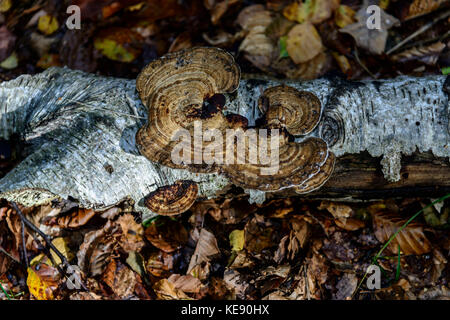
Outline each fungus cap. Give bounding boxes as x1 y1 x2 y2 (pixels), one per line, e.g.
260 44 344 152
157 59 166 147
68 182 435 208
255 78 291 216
144 180 199 216
136 47 241 172
259 85 322 136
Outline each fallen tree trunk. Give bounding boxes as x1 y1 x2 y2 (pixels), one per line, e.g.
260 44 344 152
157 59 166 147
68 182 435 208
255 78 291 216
0 68 448 218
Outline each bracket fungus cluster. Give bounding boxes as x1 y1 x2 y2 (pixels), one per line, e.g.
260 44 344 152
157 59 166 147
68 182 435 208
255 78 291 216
136 47 335 215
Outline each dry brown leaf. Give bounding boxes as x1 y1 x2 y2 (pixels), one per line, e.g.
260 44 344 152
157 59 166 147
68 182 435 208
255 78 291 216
237 5 276 69
286 22 324 64
372 211 432 255
274 50 331 79
306 253 329 299
77 220 120 276
391 42 446 66
102 259 137 298
283 0 340 25
206 0 240 24
168 32 193 53
144 218 188 253
333 273 358 300
405 0 447 20
49 208 96 229
153 278 191 300
223 269 248 299
187 228 220 274
340 1 399 55
146 251 174 277
244 215 276 254
319 201 365 231
117 214 145 253
168 274 202 293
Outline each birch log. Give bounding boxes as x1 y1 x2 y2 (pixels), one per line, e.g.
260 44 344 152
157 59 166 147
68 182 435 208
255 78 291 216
0 67 449 218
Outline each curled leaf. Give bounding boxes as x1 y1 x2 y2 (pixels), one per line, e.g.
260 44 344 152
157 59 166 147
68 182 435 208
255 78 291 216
372 211 432 255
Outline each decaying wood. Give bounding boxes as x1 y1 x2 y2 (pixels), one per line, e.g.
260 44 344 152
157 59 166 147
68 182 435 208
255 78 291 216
0 67 448 219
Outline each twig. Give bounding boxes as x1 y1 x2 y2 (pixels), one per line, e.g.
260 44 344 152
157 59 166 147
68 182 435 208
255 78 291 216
21 220 29 267
10 201 88 291
386 9 450 55
0 246 20 264
354 47 376 79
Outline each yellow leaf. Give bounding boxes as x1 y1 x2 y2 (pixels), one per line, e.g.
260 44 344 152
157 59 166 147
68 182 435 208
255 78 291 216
229 230 244 252
286 22 323 64
38 14 59 36
0 52 18 69
94 28 142 63
127 2 146 12
26 265 58 300
0 0 12 13
335 5 356 28
380 0 389 9
50 237 73 265
283 0 339 24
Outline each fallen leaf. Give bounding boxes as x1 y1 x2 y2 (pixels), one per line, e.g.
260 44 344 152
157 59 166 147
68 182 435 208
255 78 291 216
50 237 74 265
48 208 96 229
77 220 120 276
146 251 174 277
229 229 245 252
38 14 59 36
333 273 358 300
94 27 143 63
372 211 432 255
0 52 17 69
27 263 60 300
391 42 446 66
0 26 16 61
286 22 324 64
244 215 276 254
404 0 447 20
102 259 137 298
153 278 191 300
117 213 145 253
144 217 188 253
168 274 202 293
334 5 356 28
0 0 12 13
283 0 340 25
237 4 276 69
188 228 220 274
340 1 400 54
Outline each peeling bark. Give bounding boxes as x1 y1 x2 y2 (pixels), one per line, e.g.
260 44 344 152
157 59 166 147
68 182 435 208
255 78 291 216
0 68 448 219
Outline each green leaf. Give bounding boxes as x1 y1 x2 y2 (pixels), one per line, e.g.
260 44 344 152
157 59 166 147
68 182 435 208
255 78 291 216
279 36 289 59
442 67 450 75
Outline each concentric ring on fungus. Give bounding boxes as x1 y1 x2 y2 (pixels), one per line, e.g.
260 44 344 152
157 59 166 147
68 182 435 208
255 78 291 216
136 47 336 194
144 180 198 216
136 47 240 173
259 85 322 135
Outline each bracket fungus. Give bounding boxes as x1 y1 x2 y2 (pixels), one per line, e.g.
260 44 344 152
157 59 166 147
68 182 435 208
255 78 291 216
259 85 321 135
136 47 335 197
144 180 199 216
136 47 240 173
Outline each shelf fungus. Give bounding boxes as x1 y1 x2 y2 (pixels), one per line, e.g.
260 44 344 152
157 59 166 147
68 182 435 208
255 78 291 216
136 47 240 173
136 47 335 196
144 180 198 216
259 85 321 135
